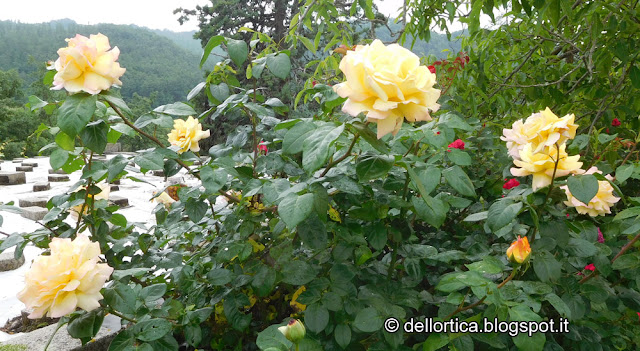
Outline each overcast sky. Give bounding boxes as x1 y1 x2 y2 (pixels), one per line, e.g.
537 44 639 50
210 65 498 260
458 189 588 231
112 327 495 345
0 0 403 32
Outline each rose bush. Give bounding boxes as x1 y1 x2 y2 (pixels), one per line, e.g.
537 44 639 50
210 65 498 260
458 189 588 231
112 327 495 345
0 2 639 350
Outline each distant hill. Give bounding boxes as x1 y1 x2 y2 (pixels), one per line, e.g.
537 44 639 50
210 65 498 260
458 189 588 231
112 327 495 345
0 19 204 104
375 19 465 58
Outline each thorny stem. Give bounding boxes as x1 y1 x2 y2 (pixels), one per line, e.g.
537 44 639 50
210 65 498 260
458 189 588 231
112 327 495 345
319 134 360 177
579 232 640 284
444 267 519 320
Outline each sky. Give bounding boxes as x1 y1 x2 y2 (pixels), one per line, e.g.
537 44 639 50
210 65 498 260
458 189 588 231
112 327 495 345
0 0 404 32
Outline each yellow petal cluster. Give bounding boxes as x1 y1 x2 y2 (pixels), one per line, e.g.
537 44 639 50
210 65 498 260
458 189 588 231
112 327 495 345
333 39 440 139
17 235 113 319
501 107 578 160
506 236 531 264
561 167 620 216
71 182 110 219
510 143 583 190
167 116 211 154
52 33 126 95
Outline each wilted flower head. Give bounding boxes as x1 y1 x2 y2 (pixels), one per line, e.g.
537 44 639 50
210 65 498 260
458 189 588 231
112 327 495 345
561 167 620 216
52 33 126 94
167 116 211 154
17 234 113 318
510 143 583 191
278 319 306 344
333 39 440 139
506 236 531 264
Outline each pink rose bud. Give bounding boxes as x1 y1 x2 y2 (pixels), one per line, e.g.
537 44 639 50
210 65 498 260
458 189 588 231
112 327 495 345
597 227 605 243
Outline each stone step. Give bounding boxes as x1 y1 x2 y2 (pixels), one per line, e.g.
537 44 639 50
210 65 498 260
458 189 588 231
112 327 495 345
48 169 67 175
20 207 48 221
0 314 121 351
12 158 25 163
110 195 129 207
111 179 121 185
16 166 33 172
152 170 165 177
0 171 26 185
110 185 119 192
0 250 25 272
48 174 69 182
19 197 48 208
33 182 51 192
21 162 38 167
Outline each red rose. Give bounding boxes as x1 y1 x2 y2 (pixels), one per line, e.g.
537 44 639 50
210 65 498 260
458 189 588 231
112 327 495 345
448 139 465 150
258 141 268 155
312 80 317 87
503 179 520 190
584 263 596 271
428 65 436 74
611 118 621 127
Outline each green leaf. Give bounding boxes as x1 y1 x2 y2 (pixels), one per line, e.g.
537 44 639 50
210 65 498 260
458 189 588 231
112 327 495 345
153 102 196 116
436 271 490 292
544 293 572 318
334 324 351 349
302 124 345 173
487 199 523 232
57 93 97 137
207 268 233 285
466 256 504 274
350 121 388 153
616 164 634 183
227 38 248 66
67 309 105 341
281 260 317 285
298 215 327 250
267 53 292 79
200 35 225 68
135 319 172 342
200 166 227 193
109 330 135 351
567 174 599 205
135 150 164 170
55 131 75 151
463 211 488 222
209 83 230 103
256 324 292 351
411 165 441 195
101 91 132 117
353 307 383 333
80 120 109 154
103 283 136 314
252 265 276 297
443 166 476 197
141 284 167 304
356 154 395 181
533 250 562 282
282 122 316 154
630 65 640 89
50 148 69 170
567 238 598 257
423 333 449 351
278 193 315 229
612 254 639 270
187 82 206 100
305 304 329 333
447 149 472 166
412 196 448 228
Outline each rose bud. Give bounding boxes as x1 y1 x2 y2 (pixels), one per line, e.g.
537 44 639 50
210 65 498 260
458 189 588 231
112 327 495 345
278 319 306 344
506 236 531 264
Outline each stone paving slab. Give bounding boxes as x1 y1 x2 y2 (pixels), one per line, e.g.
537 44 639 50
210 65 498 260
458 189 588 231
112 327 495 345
48 175 69 182
48 169 67 175
20 162 38 168
15 167 33 173
0 314 122 351
20 207 48 221
33 183 50 192
18 197 48 208
0 172 26 185
0 251 25 272
110 196 129 207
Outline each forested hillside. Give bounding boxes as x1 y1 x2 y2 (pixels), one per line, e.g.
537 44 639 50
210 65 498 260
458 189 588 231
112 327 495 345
0 19 203 104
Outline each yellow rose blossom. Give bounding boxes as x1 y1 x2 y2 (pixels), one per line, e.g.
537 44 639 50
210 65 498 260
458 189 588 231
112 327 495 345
561 167 620 217
17 234 113 319
501 108 578 159
152 191 175 208
52 33 126 94
167 116 211 154
333 39 440 139
511 143 583 190
506 236 531 264
70 182 110 219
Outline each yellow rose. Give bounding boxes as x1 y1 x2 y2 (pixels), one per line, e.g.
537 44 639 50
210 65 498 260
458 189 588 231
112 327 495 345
561 167 620 216
506 236 531 264
167 116 211 154
17 234 113 319
70 182 110 219
152 191 176 208
510 143 583 190
501 108 578 159
333 39 440 139
52 33 126 95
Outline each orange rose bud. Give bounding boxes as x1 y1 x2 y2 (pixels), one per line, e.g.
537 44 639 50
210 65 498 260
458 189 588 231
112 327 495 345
506 236 531 264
